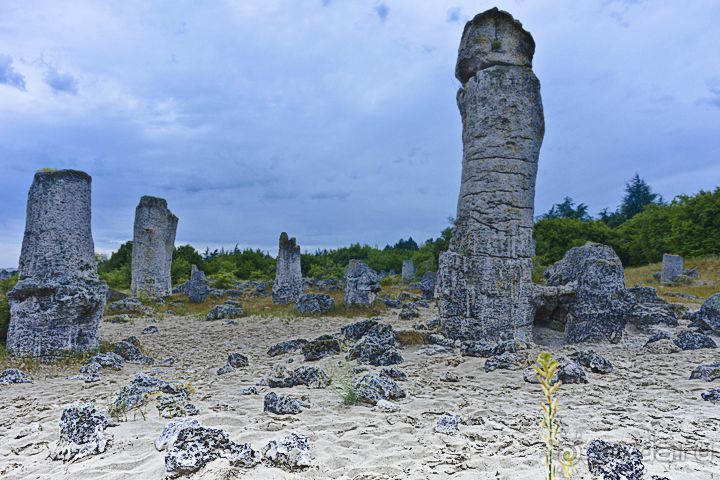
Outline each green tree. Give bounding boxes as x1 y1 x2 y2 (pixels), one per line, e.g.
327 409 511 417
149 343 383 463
619 174 662 221
543 197 590 221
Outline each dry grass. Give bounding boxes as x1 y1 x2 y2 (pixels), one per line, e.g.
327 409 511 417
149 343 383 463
395 329 430 347
0 340 115 373
625 255 720 304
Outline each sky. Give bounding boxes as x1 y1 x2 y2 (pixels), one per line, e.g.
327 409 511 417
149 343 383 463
1 0 719 267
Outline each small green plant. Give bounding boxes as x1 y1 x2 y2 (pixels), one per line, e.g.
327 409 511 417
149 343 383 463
535 352 561 480
328 359 357 406
491 39 502 51
342 383 357 406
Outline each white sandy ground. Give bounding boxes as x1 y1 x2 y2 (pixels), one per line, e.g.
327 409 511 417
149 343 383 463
1 307 719 480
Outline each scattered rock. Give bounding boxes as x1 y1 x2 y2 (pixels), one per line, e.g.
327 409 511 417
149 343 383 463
264 392 305 415
399 303 420 320
0 368 32 385
701 388 720 402
142 325 159 335
355 372 406 405
263 432 311 471
87 352 125 370
341 319 379 341
267 339 308 357
557 359 588 384
217 353 249 375
51 403 111 462
415 271 436 300
239 386 258 395
690 363 720 382
440 371 460 382
673 330 717 350
112 373 188 414
302 335 342 361
108 298 149 316
586 439 645 480
462 340 521 358
296 293 333 315
380 295 403 308
689 293 720 333
373 399 401 413
643 339 681 354
266 365 331 389
114 336 154 364
155 417 201 451
484 352 527 373
344 260 381 307
435 413 459 435
206 301 244 321
157 394 199 418
380 367 407 381
570 350 613 374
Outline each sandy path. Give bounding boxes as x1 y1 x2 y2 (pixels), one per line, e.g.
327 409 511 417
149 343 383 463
1 308 719 479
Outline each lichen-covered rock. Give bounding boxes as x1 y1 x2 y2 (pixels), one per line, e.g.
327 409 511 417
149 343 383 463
380 367 408 381
344 260 381 307
86 352 125 370
380 295 403 308
440 371 460 382
239 386 258 395
164 425 258 477
373 399 401 413
401 259 415 281
436 10 543 343
673 330 717 350
689 293 720 332
484 352 527 373
186 264 209 304
51 403 110 462
155 417 201 451
263 432 311 471
113 373 188 414
586 439 645 480
7 170 107 356
626 286 678 331
157 394 199 418
263 392 305 415
557 360 588 384
114 336 154 364
690 363 720 382
142 325 159 334
544 242 632 343
272 232 303 305
267 338 308 357
348 336 403 366
415 271 437 300
217 353 249 375
355 372 406 405
107 297 150 315
399 303 420 320
131 196 178 298
702 388 720 402
301 335 342 361
435 413 459 435
570 350 613 374
341 318 379 341
206 300 244 321
462 340 521 358
0 368 32 385
660 254 684 284
643 338 681 354
265 365 331 389
296 293 333 315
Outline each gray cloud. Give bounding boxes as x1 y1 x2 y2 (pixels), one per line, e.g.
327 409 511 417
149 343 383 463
0 54 26 91
374 3 390 23
43 63 78 94
447 7 462 23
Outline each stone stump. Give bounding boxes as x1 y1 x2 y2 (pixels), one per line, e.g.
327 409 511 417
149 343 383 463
272 232 302 305
7 169 107 356
131 196 178 298
436 8 543 342
186 264 209 304
344 260 380 307
660 254 683 284
401 260 415 281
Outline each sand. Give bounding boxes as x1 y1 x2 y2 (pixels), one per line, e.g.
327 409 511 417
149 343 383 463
1 307 719 479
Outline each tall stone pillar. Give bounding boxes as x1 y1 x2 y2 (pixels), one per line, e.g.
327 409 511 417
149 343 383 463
436 8 544 342
272 232 302 304
7 169 107 356
131 196 178 298
401 260 415 281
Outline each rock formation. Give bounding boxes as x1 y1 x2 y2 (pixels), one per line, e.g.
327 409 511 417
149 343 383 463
7 170 107 356
401 260 415 281
131 196 178 298
660 254 683 284
272 232 302 304
344 260 381 307
186 264 209 303
435 8 543 342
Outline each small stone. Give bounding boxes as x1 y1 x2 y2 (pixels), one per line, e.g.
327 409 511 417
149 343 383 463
435 413 459 435
373 400 401 413
264 392 305 415
302 335 342 361
586 439 645 480
156 394 199 419
142 325 159 335
484 352 527 373
701 388 720 402
155 417 201 451
570 350 613 374
380 367 407 381
643 339 681 354
673 330 717 350
114 337 154 364
399 303 420 320
557 360 588 384
355 372 406 405
690 363 720 382
239 386 258 395
51 403 111 462
341 319 379 341
440 371 460 382
265 365 331 389
296 293 333 315
112 373 188 414
217 353 249 375
263 432 311 471
206 302 244 321
462 340 520 358
267 338 308 357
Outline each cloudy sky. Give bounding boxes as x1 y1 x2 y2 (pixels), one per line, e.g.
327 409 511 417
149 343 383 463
1 0 719 267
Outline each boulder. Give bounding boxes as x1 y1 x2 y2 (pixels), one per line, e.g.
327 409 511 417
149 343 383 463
263 432 311 471
272 233 303 304
570 350 613 374
156 394 199 419
660 254 683 284
0 368 32 385
51 403 111 462
690 363 720 382
264 392 305 415
296 293 333 315
112 373 188 414
217 353 249 375
301 335 342 361
131 196 178 298
206 301 244 321
415 271 436 300
689 293 720 332
673 330 717 350
344 260 381 307
155 417 201 451
484 352 527 373
435 413 459 435
586 439 645 480
267 339 308 357
7 170 107 356
265 365 331 389
701 388 720 402
86 352 124 370
355 372 406 405
341 318 379 341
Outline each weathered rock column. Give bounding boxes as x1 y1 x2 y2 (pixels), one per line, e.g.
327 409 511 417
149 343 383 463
272 232 303 304
131 196 178 298
401 260 415 281
7 170 107 356
660 254 683 284
436 8 544 342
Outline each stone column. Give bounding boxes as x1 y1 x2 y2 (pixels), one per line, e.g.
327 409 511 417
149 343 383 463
660 254 683 284
131 196 178 298
401 260 415 281
344 260 381 307
436 8 544 342
272 232 302 304
7 169 107 356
